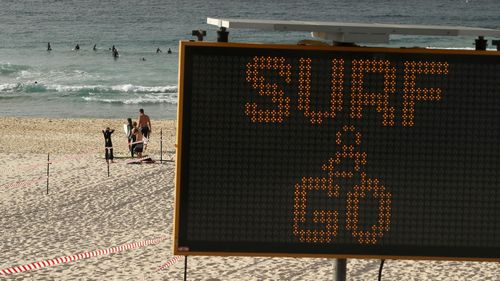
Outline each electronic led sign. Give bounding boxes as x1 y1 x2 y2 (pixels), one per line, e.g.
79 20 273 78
174 41 500 261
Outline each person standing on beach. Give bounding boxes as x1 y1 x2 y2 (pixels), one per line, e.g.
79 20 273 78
102 127 115 163
137 108 151 139
127 118 135 157
133 122 144 158
137 109 151 151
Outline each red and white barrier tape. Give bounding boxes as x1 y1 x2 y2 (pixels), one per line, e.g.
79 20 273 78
16 153 91 172
156 256 183 272
0 178 45 190
0 236 167 276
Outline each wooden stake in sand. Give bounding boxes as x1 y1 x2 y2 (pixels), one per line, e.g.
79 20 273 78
46 153 51 195
160 129 163 164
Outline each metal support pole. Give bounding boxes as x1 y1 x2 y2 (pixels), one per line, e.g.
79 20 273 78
160 129 163 164
334 259 347 281
184 255 188 281
378 259 385 281
46 153 50 195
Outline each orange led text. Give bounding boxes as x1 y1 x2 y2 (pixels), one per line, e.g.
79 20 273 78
246 56 448 126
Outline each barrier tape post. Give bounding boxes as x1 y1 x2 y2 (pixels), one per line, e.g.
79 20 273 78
46 153 50 195
160 129 163 164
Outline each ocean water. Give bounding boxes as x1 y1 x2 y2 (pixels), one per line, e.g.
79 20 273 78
1 0 499 119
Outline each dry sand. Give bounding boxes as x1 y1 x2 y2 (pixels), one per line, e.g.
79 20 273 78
1 117 499 280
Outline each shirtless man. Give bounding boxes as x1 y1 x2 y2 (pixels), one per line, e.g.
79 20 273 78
137 108 151 139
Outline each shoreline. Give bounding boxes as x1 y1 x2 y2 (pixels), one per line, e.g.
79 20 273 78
0 116 177 156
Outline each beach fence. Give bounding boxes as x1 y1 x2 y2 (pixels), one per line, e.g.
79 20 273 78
102 128 175 176
1 153 94 192
2 129 176 190
0 129 183 278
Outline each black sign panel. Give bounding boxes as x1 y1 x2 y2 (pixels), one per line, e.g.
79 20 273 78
175 42 500 260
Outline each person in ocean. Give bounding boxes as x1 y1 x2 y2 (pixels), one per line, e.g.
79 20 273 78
127 118 136 157
93 44 97 51
156 47 162 53
141 57 146 61
102 127 115 163
167 48 172 54
75 44 80 50
112 46 119 58
47 42 52 51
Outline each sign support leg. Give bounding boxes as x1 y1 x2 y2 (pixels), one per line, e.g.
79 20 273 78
334 259 346 281
184 255 188 281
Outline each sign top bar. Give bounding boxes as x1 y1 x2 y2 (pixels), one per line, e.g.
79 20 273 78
207 18 500 44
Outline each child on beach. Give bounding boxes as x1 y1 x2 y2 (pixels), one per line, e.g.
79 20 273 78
102 127 115 163
126 118 135 157
132 122 144 159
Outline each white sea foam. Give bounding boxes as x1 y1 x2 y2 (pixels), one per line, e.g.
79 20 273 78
0 63 30 75
81 92 177 104
0 83 19 91
0 82 177 94
46 84 177 93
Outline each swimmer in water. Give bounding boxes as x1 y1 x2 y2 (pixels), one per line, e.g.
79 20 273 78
93 44 97 51
156 47 162 53
167 48 172 54
75 44 80 50
113 48 119 58
141 57 146 61
47 42 52 51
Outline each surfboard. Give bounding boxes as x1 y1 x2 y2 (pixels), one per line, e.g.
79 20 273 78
123 124 129 136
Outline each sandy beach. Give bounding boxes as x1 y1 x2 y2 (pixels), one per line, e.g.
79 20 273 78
1 116 500 280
